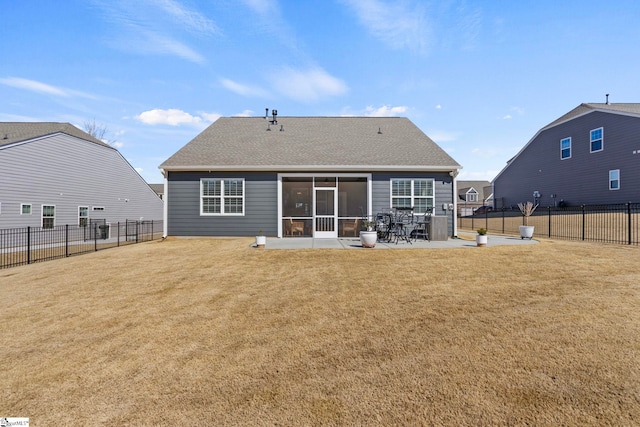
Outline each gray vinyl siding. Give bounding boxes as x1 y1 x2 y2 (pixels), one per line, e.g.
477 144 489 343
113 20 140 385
372 172 455 237
494 112 640 208
167 171 278 237
167 171 456 237
0 134 163 229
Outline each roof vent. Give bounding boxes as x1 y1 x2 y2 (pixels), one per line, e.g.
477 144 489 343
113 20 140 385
606 93 610 105
2 134 7 140
377 127 382 134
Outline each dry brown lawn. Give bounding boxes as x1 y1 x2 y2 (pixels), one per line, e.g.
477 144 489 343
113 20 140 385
1 238 639 425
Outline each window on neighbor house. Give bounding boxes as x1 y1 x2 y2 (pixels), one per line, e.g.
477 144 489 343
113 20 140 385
21 204 32 215
42 205 55 229
591 127 603 153
201 178 245 215
79 206 89 227
609 169 620 190
561 137 571 159
391 179 434 214
466 189 478 203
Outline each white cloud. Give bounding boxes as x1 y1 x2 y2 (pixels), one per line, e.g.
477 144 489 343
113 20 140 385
219 78 269 97
135 109 202 126
435 104 442 110
111 141 125 149
234 110 254 117
271 67 348 102
457 169 499 181
364 105 408 117
155 0 219 35
241 0 277 15
342 0 430 54
0 77 97 99
135 108 220 126
95 0 215 63
502 114 512 120
135 167 144 174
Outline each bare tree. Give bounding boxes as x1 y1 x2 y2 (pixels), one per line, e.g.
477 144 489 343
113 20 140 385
83 118 110 142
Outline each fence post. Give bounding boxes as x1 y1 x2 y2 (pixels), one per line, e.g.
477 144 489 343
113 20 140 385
548 206 551 238
501 208 505 234
136 221 139 243
27 226 31 265
581 205 586 241
628 202 632 245
94 223 98 251
65 224 69 257
117 222 120 247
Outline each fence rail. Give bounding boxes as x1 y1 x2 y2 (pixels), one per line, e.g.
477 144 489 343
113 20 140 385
459 203 640 245
1 220 163 269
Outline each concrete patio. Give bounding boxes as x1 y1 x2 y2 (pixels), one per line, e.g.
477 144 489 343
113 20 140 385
259 232 538 249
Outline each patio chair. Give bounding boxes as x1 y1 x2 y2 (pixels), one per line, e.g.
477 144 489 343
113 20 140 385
286 218 304 236
342 218 359 237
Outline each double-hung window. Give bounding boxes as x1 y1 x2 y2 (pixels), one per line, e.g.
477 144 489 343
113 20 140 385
609 169 620 190
201 178 245 215
391 179 434 214
560 137 571 159
590 127 603 153
42 205 55 229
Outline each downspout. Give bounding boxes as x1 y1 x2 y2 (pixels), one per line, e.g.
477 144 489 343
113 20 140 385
451 169 459 238
161 168 168 238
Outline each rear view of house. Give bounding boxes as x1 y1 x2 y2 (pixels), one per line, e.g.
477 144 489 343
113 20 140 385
160 115 462 238
0 122 163 231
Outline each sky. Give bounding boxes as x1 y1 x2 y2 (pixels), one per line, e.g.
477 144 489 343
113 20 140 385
2 0 640 184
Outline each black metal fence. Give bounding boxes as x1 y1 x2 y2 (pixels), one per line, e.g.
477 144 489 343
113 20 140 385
0 220 163 269
459 203 640 245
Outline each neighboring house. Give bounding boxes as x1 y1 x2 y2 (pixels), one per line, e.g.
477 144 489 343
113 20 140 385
493 103 640 208
457 180 493 216
0 122 163 230
149 184 165 200
160 115 462 238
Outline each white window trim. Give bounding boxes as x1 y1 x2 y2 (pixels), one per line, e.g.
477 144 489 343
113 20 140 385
609 169 620 191
200 178 246 216
41 204 56 229
21 203 32 215
79 206 89 227
560 137 571 160
390 178 435 214
590 127 604 153
466 188 478 203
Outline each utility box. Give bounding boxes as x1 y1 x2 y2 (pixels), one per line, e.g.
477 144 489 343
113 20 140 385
428 216 449 241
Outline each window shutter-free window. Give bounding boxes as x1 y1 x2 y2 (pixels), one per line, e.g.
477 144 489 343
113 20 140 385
201 178 244 215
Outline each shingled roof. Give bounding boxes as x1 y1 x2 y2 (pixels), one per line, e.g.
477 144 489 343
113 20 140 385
161 116 461 172
543 103 640 130
0 122 110 148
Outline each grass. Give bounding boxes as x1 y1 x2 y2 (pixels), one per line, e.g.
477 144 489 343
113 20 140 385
1 237 639 425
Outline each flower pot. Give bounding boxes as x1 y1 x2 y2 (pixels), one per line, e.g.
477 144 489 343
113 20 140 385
519 225 534 239
476 234 488 247
255 235 266 248
359 230 377 248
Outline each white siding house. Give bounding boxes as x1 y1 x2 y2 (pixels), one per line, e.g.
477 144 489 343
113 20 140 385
0 122 163 229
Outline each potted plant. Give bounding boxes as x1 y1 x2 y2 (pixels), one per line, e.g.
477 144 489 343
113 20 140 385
255 230 266 248
517 201 538 239
359 219 377 248
476 228 488 247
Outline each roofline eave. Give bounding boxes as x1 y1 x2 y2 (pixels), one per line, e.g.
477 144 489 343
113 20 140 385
159 164 462 173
